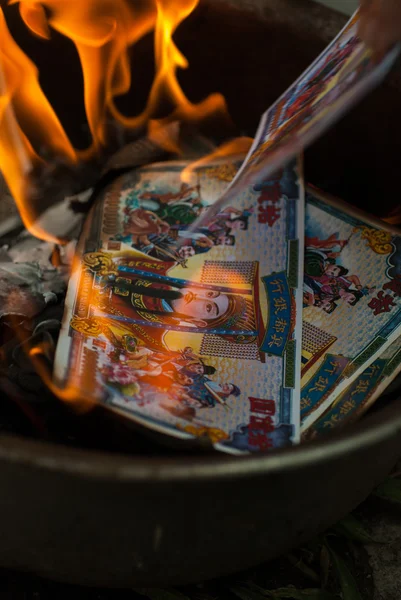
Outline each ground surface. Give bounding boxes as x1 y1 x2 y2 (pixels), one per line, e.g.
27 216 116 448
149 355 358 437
1 475 401 599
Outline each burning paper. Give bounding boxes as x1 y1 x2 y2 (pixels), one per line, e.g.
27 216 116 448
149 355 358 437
0 261 59 318
0 3 400 452
53 157 401 452
0 0 229 241
54 157 305 453
0 224 70 320
186 10 400 234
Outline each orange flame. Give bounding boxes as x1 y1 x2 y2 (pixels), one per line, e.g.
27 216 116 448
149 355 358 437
109 0 228 130
29 343 97 411
181 136 253 183
0 7 77 241
3 0 227 185
0 0 229 240
0 0 233 410
13 0 159 150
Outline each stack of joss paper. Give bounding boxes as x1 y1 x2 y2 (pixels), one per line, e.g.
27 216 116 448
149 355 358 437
54 12 401 454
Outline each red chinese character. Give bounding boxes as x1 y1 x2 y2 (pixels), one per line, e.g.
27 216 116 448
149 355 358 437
249 397 276 416
248 414 275 450
383 276 401 298
368 291 396 316
248 430 274 450
256 184 280 208
267 182 282 204
258 202 281 226
266 204 281 226
254 176 282 202
249 414 274 431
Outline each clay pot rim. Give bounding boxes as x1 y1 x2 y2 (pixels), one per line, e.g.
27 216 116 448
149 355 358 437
0 393 400 481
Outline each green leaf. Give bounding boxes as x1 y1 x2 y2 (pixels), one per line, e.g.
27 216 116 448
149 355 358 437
374 477 401 503
325 541 363 600
331 514 377 544
134 589 191 600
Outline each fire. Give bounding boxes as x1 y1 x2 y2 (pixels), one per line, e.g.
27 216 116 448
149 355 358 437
0 0 229 240
0 7 77 241
181 136 254 183
13 0 158 150
29 342 97 411
109 0 228 130
0 0 232 411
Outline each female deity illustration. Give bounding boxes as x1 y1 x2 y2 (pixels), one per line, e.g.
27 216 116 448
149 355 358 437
83 252 263 353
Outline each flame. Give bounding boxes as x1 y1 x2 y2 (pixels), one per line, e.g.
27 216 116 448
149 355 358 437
0 0 233 412
14 0 228 150
0 0 229 241
0 7 77 241
109 0 228 130
181 136 253 183
14 0 158 150
29 343 97 411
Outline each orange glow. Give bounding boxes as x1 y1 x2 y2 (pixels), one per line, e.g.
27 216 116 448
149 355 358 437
0 0 233 409
18 1 50 40
383 207 401 226
181 136 253 183
0 0 229 243
108 0 228 129
0 8 75 161
14 0 229 143
0 7 76 241
29 344 96 411
12 0 158 151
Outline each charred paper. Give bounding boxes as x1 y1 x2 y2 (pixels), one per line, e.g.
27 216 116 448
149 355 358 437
187 10 400 234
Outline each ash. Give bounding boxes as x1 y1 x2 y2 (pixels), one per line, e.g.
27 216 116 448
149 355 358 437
0 127 220 457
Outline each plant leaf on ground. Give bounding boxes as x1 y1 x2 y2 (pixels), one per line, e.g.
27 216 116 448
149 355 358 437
325 540 363 600
330 514 378 544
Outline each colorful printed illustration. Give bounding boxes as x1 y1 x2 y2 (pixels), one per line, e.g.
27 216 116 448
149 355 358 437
184 11 399 236
237 12 399 183
308 335 401 436
301 188 401 432
104 162 255 269
54 158 304 454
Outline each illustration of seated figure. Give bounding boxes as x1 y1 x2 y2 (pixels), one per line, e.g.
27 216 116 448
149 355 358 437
94 255 258 352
